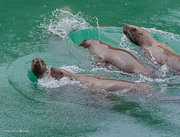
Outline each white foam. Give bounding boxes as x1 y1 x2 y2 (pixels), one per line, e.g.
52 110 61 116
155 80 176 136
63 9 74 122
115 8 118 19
40 9 100 39
49 10 90 39
60 65 84 73
120 35 133 49
91 67 109 72
159 65 169 77
144 27 180 42
119 35 144 61
38 76 81 89
38 65 84 88
149 50 158 65
91 66 134 76
136 73 173 84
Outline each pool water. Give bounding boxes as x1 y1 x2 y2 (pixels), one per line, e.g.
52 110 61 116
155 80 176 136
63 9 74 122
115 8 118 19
1 0 180 136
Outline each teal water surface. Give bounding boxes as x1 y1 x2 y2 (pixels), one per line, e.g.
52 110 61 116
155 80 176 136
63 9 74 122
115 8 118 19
1 0 180 137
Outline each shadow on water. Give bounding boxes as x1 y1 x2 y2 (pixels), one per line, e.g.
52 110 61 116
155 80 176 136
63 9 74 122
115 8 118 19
110 95 180 136
8 80 40 102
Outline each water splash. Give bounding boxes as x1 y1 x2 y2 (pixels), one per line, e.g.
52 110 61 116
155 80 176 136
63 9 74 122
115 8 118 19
144 27 180 42
136 74 168 83
91 66 134 77
61 65 84 73
159 65 169 77
38 77 81 89
38 65 84 88
149 50 159 65
40 9 99 39
120 35 135 50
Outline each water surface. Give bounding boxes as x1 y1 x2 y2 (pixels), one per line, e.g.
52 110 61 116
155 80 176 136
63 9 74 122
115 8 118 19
1 0 180 137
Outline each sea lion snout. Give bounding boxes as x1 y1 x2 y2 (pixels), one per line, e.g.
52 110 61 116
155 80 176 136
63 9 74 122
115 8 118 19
123 24 157 47
79 39 91 48
32 59 40 67
123 24 144 46
32 58 43 64
123 24 130 35
123 24 137 35
123 24 134 42
32 58 45 68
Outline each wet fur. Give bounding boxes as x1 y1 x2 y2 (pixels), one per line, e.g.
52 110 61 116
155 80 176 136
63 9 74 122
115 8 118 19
31 58 63 79
123 24 180 72
99 40 145 66
80 39 152 77
31 58 153 94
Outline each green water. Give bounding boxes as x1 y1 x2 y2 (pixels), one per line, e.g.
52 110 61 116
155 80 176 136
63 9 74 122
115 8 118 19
1 0 180 137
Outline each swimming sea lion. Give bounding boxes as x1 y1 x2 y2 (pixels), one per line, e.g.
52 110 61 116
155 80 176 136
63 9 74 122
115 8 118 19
123 24 180 72
31 58 153 95
79 39 152 77
31 58 64 79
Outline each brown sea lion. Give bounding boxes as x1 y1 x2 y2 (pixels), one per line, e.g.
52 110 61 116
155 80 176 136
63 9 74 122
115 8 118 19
79 39 152 77
123 24 180 73
31 58 64 79
31 58 153 95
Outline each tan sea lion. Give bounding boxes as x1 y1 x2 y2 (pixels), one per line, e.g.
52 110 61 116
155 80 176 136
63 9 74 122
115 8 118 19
123 24 180 73
79 39 152 77
31 58 153 95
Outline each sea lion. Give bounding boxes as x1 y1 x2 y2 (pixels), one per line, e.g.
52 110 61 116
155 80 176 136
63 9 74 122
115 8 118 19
31 58 153 95
79 39 152 77
31 58 64 79
123 24 180 72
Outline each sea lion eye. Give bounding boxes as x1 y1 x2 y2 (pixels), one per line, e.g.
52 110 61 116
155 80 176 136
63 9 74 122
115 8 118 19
60 71 63 75
132 28 136 31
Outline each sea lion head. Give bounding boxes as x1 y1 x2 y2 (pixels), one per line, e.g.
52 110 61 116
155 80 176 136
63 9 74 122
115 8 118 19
31 58 47 78
79 39 92 48
123 24 154 47
50 68 64 80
